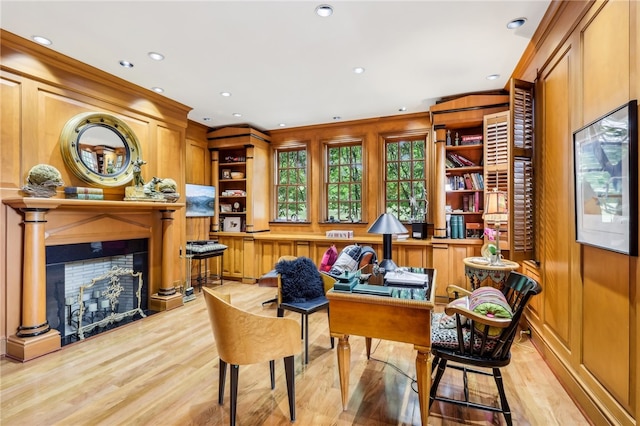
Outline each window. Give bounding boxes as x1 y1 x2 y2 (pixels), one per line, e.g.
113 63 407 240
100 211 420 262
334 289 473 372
326 142 363 222
275 148 308 221
384 136 427 222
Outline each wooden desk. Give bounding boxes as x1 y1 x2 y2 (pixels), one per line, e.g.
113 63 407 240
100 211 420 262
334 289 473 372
326 270 436 426
462 256 519 290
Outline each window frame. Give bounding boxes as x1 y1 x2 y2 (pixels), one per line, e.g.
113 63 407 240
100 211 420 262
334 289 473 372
273 144 310 223
322 137 365 223
381 132 429 223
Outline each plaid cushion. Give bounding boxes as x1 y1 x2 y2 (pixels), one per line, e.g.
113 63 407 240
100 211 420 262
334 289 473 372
329 245 362 275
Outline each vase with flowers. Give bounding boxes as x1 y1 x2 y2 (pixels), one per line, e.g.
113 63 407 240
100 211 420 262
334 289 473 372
481 228 499 264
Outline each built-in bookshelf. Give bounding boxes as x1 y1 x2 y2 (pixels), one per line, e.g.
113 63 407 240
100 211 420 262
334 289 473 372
444 130 484 239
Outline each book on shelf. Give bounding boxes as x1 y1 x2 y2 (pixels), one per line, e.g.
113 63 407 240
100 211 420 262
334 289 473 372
64 186 103 195
447 153 476 167
65 193 104 200
460 134 483 145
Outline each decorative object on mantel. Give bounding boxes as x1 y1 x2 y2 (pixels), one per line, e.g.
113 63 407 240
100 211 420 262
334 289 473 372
124 158 169 202
158 178 180 203
64 186 104 200
21 164 64 198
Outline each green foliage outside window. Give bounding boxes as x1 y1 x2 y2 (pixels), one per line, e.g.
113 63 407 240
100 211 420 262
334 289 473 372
385 138 427 222
327 144 362 222
276 149 307 221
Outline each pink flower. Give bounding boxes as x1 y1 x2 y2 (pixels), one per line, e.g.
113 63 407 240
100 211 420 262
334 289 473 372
484 227 496 241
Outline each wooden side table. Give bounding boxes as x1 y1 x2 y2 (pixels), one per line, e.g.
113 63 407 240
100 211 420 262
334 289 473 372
462 257 520 290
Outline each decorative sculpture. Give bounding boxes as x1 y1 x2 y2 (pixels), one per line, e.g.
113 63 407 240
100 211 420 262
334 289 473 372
21 164 64 198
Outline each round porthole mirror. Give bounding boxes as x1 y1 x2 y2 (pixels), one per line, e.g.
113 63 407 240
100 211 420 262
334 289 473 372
59 112 142 187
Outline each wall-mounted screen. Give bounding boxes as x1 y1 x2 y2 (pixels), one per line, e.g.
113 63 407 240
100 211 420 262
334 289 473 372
185 184 216 218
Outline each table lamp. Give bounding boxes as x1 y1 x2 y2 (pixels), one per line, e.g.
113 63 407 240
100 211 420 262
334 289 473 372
483 189 508 266
367 213 408 271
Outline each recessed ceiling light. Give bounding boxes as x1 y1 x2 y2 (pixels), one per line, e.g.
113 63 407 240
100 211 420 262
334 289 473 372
220 92 231 97
398 107 407 112
507 18 527 29
32 35 52 45
232 113 242 117
203 117 212 121
119 60 134 68
333 116 341 120
315 4 333 17
279 123 286 127
151 87 164 93
486 74 500 80
148 52 165 61
353 67 365 74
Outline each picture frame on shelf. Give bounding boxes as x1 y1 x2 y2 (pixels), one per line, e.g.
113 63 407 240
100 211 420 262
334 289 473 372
222 169 231 179
220 203 232 213
573 100 638 255
223 216 242 233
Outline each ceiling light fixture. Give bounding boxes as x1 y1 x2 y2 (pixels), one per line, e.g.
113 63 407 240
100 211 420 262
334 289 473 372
315 4 333 17
148 52 165 61
486 74 500 80
203 117 212 121
353 67 365 74
398 107 407 112
279 123 286 127
333 116 341 120
152 87 164 93
232 113 242 117
32 35 52 45
119 60 134 68
220 92 231 97
507 18 527 29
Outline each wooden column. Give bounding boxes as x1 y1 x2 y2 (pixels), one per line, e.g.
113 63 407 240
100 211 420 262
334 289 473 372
433 126 447 238
7 208 61 361
149 209 183 311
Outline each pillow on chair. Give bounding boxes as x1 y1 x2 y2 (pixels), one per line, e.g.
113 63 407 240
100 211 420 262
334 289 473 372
276 257 325 303
469 286 513 337
319 245 338 272
328 245 362 275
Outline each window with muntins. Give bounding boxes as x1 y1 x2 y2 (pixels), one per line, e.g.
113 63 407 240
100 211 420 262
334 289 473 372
384 137 427 222
326 142 363 222
275 148 308 222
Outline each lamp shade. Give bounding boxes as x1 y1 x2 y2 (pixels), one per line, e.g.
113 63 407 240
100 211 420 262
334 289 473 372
367 213 407 272
483 190 508 222
367 213 408 235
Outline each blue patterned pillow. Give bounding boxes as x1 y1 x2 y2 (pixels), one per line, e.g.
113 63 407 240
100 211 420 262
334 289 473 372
329 245 362 275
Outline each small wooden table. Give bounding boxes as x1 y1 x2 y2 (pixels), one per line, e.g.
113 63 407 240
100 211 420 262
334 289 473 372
326 270 436 426
462 256 519 290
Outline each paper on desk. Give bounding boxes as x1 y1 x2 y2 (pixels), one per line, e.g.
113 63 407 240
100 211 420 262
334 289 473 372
384 270 429 286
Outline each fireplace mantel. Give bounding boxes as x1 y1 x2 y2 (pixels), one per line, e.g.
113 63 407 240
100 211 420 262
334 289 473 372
3 197 184 211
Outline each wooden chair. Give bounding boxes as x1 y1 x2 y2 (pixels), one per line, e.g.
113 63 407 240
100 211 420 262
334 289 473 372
429 272 542 426
275 256 337 364
202 287 301 426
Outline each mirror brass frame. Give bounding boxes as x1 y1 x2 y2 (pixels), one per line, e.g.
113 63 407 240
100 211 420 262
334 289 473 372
60 112 142 187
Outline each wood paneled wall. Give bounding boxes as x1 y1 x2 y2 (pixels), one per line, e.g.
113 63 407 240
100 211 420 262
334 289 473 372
0 30 190 355
515 1 638 424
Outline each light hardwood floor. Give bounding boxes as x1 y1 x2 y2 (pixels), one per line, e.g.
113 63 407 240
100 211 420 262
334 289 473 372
1 282 589 426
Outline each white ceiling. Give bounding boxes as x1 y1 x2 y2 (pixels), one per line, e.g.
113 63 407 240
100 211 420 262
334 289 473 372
0 1 550 131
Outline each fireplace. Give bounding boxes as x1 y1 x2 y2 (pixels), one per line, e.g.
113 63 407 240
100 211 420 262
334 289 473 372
46 239 150 345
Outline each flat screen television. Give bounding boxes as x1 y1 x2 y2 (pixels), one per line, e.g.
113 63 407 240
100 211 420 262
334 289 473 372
185 184 216 217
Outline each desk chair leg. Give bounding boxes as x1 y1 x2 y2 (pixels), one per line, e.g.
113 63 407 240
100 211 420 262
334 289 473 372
230 364 239 426
269 360 275 389
284 355 296 421
303 314 309 364
218 359 227 405
262 296 277 307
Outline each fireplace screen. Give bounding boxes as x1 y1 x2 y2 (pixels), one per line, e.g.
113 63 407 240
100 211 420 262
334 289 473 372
76 266 146 339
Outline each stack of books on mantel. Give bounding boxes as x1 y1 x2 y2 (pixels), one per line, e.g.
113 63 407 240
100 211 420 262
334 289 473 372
64 186 104 200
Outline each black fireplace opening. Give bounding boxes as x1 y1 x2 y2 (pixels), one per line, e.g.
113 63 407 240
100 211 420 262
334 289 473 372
46 238 153 346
